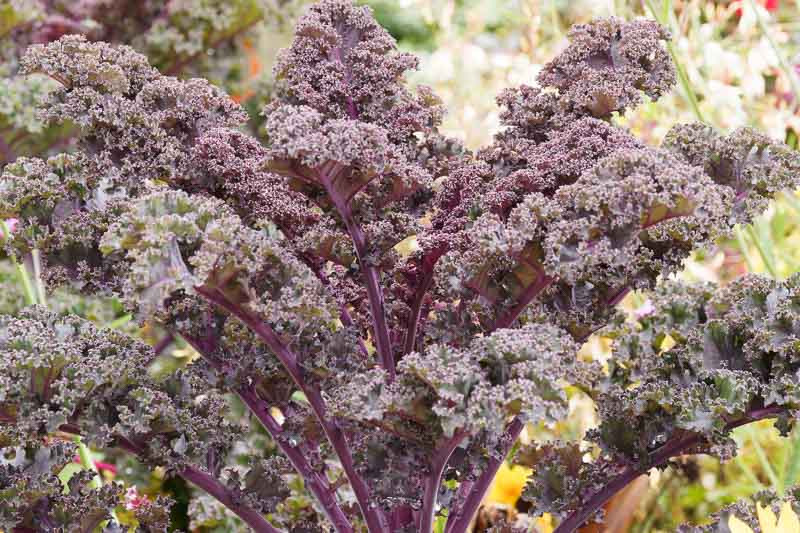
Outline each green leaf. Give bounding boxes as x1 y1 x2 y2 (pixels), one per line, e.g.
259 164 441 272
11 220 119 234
434 514 447 533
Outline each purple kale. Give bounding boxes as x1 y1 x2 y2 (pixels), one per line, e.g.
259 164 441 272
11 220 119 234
2 2 800 532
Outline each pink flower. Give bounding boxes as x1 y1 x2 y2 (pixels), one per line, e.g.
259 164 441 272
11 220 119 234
634 300 656 319
124 486 149 511
0 218 17 240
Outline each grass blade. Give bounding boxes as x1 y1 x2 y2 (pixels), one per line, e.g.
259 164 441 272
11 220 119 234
745 426 782 493
783 428 800 491
643 0 706 123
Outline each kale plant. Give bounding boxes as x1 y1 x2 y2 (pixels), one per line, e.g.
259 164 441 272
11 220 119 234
0 0 301 166
2 1 800 531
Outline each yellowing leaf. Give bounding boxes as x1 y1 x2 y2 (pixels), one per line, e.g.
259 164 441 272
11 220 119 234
728 515 755 533
776 502 800 533
535 513 554 533
727 502 800 533
757 502 779 533
486 462 531 507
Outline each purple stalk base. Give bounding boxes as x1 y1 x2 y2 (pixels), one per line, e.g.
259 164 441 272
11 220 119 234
553 405 786 533
419 431 468 533
180 331 354 533
236 388 356 533
445 419 524 533
324 175 395 380
195 286 387 532
179 465 281 533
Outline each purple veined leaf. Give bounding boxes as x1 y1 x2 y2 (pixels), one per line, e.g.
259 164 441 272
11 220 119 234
29 362 64 404
374 170 426 209
201 262 253 307
502 244 551 300
323 163 379 206
640 197 696 230
268 157 326 188
465 265 501 304
265 163 363 232
309 233 357 266
268 150 425 213
492 244 555 330
464 239 554 329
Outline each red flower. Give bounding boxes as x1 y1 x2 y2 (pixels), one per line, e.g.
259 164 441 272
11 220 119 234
72 456 118 476
93 461 117 475
735 0 779 17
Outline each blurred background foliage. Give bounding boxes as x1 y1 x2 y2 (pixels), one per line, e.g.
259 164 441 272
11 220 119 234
3 0 800 531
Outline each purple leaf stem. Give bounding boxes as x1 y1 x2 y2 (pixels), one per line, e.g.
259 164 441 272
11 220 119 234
419 430 468 533
179 465 283 533
402 266 434 356
493 276 555 331
178 332 354 533
319 167 395 380
194 286 388 532
236 388 355 533
553 405 786 533
444 418 524 533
